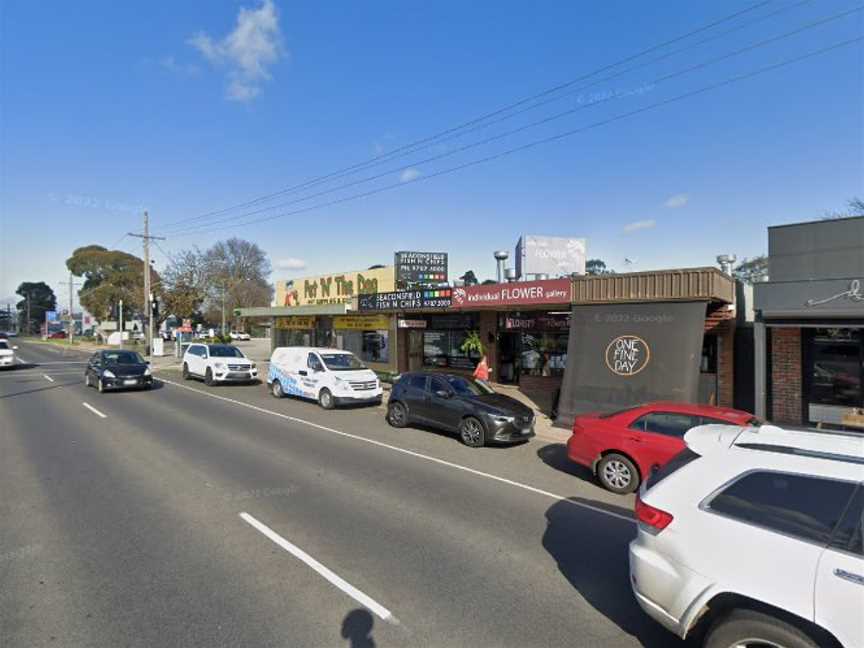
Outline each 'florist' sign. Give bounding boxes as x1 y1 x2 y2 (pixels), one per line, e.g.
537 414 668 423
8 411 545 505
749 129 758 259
451 278 570 309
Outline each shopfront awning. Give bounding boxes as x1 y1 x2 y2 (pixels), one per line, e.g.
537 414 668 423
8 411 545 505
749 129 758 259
236 304 351 318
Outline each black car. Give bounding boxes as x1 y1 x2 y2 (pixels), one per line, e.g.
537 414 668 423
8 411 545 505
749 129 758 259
387 372 535 447
84 350 153 393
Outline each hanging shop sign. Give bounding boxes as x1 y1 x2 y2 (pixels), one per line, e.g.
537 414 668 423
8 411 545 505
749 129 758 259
394 251 448 285
451 278 571 309
333 314 392 331
397 319 427 329
359 288 452 311
277 267 395 307
275 316 316 330
515 235 586 278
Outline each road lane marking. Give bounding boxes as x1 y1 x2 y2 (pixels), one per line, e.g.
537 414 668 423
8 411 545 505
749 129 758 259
239 512 398 624
43 375 54 383
82 402 107 419
16 357 27 364
160 378 633 524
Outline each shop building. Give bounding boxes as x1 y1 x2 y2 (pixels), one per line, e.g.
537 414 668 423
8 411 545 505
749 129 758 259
557 268 737 426
754 215 864 428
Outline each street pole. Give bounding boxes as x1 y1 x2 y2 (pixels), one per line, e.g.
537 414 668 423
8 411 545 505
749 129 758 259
119 299 124 349
221 283 226 337
68 272 74 346
129 212 165 361
26 294 31 336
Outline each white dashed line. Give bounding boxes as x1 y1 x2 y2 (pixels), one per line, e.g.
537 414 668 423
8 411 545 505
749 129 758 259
43 375 55 383
240 512 398 624
82 402 107 419
160 378 633 524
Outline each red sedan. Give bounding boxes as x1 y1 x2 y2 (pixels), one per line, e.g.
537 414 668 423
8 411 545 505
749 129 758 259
567 402 757 494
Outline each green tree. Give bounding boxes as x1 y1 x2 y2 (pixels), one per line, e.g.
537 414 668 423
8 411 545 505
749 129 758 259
66 245 158 319
161 248 208 319
733 255 769 284
16 282 57 334
586 258 613 275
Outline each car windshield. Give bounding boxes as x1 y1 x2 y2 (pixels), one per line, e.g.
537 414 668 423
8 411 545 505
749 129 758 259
0 341 8 350
598 406 642 419
208 345 244 358
320 353 366 371
446 376 495 396
103 351 144 365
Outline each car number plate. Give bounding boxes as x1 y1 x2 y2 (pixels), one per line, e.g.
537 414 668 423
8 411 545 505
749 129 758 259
124 379 138 385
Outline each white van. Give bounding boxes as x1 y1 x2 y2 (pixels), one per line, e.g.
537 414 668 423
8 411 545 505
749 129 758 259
267 347 383 409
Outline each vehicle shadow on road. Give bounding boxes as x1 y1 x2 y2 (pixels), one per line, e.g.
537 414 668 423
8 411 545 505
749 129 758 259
542 498 674 647
536 442 598 485
341 609 375 648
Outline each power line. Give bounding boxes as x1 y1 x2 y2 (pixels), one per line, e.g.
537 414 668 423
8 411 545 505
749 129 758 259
170 36 862 239
167 6 862 236
160 0 773 229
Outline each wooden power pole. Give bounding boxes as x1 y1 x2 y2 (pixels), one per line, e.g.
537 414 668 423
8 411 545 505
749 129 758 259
129 211 165 360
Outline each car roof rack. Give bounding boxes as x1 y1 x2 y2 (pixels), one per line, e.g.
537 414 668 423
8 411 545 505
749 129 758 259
733 442 864 466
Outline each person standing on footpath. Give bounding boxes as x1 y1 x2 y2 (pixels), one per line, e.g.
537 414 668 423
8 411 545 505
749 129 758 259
473 354 491 385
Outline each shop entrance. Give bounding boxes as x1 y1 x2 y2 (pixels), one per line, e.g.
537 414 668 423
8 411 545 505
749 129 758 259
497 332 520 383
408 329 423 371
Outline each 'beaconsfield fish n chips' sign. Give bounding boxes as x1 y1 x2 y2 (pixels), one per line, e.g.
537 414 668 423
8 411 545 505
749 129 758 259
451 278 571 309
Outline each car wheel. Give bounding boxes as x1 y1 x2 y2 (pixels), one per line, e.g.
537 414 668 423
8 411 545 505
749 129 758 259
271 380 284 399
319 388 334 410
204 368 214 386
388 402 408 428
704 609 820 648
97 378 105 394
182 363 190 380
597 453 639 494
459 416 486 447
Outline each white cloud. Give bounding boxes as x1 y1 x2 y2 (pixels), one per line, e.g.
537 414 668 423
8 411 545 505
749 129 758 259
623 219 656 233
188 0 285 102
159 56 199 77
664 193 689 208
400 168 421 183
276 258 307 271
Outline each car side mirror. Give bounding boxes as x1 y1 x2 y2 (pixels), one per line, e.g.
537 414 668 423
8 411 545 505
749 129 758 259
434 389 452 399
299 369 308 376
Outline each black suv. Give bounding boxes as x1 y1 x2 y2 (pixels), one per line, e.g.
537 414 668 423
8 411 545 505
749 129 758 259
387 372 535 447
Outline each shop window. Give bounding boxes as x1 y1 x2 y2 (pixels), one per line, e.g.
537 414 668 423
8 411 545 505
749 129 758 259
338 330 389 364
701 336 717 373
519 332 568 378
422 330 480 369
807 328 863 408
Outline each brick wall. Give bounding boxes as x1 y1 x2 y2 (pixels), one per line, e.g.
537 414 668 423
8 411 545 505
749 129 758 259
717 326 734 408
771 328 803 425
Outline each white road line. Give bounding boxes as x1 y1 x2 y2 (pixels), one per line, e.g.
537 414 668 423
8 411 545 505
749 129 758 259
16 357 27 364
82 402 107 419
160 378 633 524
43 375 55 383
240 512 398 624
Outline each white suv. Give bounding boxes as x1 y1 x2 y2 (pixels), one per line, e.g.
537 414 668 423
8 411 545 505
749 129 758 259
182 343 258 385
629 424 863 648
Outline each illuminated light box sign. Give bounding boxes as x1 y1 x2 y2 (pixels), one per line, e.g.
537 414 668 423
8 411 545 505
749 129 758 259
359 289 452 311
395 251 448 285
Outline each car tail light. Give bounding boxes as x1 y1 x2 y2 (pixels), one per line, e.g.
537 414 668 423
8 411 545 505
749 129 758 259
635 495 673 533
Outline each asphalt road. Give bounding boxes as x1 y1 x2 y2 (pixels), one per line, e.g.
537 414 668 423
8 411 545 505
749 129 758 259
1 340 676 648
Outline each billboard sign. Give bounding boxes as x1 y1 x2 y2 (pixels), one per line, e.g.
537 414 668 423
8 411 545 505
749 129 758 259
516 235 586 278
45 310 58 322
451 278 570 309
359 288 452 311
394 251 448 285
277 267 395 307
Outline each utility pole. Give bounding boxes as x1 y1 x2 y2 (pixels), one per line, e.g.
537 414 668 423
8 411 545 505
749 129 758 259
66 273 82 346
119 299 124 349
221 282 226 337
26 294 31 336
129 211 165 360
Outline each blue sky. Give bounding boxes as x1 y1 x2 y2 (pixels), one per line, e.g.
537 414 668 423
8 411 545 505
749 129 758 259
1 0 861 307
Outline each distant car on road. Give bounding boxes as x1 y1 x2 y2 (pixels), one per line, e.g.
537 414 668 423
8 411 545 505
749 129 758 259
182 343 258 385
567 401 757 493
0 339 20 369
84 350 153 393
387 372 535 447
229 331 251 341
268 347 382 409
630 424 863 648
